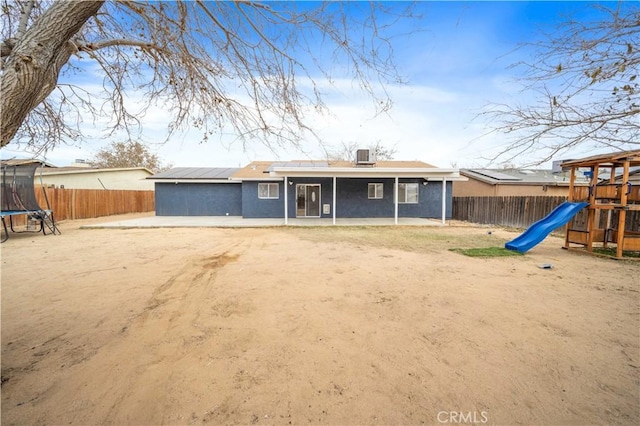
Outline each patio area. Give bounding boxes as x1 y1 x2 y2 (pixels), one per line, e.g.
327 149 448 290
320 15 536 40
80 215 444 229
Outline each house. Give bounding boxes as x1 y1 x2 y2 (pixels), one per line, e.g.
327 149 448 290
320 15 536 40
149 153 466 224
0 158 154 190
453 168 590 197
38 166 155 190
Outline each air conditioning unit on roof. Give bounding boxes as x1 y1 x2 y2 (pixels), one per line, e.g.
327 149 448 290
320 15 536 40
356 149 376 165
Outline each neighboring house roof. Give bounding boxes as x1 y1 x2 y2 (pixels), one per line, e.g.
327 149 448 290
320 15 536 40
152 160 466 182
1 158 56 168
460 169 590 187
622 169 640 183
598 167 640 183
38 166 154 176
613 168 640 184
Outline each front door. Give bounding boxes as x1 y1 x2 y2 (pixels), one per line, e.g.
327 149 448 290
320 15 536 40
296 184 321 217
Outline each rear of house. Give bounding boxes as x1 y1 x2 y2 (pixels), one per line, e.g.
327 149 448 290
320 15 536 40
150 154 465 223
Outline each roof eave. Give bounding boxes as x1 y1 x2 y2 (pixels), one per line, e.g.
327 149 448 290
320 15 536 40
270 167 462 179
228 177 284 182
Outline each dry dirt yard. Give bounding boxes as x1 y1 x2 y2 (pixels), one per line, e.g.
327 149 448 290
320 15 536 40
1 215 639 425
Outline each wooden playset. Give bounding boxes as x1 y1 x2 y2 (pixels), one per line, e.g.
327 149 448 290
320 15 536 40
562 150 640 259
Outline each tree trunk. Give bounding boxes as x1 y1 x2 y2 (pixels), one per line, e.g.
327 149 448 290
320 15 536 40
1 1 104 147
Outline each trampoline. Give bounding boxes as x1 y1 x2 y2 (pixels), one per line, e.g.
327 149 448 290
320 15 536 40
1 163 60 243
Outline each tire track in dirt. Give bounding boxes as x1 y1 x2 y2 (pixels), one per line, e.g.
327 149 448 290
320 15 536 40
7 239 250 426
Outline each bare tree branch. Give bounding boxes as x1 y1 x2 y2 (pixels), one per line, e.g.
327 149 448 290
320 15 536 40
1 0 413 158
1 1 104 147
481 3 639 166
15 0 34 40
78 38 154 51
326 140 397 162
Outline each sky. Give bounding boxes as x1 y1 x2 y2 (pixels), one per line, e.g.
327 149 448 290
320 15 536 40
1 1 633 169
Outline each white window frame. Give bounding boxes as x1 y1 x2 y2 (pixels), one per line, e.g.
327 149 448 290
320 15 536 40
398 183 419 204
368 183 384 199
258 182 279 199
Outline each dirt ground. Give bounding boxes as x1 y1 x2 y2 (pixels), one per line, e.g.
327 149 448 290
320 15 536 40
1 215 639 425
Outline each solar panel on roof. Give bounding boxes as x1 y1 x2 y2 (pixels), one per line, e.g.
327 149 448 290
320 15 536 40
268 161 329 170
265 162 287 172
471 169 522 181
152 167 239 179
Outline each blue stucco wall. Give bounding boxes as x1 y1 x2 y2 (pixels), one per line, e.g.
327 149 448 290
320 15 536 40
395 178 452 218
422 180 453 218
241 181 285 218
156 178 453 219
155 182 242 216
335 178 395 218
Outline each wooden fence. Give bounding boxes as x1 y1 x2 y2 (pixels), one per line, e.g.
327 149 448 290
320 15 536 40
452 196 639 231
452 196 567 228
34 187 155 221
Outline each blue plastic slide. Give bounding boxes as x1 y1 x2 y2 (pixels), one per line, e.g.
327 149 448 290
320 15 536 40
505 201 589 253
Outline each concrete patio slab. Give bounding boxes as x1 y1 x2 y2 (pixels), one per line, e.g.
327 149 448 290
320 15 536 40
80 216 444 229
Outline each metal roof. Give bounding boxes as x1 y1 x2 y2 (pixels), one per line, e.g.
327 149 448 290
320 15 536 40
149 167 240 180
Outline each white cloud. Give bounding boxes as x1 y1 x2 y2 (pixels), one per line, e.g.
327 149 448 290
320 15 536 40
3 1 626 170
0 76 514 169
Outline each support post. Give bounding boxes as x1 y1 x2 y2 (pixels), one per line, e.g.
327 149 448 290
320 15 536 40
332 176 336 225
616 159 630 259
586 165 599 252
284 176 288 225
565 166 577 249
394 177 399 225
441 178 446 225
603 165 616 248
567 166 576 202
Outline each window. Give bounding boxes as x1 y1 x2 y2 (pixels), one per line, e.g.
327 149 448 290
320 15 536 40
368 183 383 199
398 183 419 203
258 183 279 199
